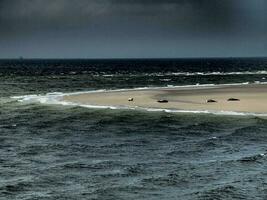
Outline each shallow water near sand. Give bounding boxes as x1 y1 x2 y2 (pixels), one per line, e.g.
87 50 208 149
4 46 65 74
0 58 267 199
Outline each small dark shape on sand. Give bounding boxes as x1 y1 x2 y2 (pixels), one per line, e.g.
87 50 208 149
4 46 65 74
207 99 217 103
128 98 134 101
158 99 168 103
227 98 240 101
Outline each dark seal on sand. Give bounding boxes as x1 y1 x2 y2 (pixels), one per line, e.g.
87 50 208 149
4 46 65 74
227 98 240 101
207 99 217 103
157 99 168 103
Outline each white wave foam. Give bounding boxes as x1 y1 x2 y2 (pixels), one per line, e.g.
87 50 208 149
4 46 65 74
157 71 267 77
92 71 267 77
170 71 267 76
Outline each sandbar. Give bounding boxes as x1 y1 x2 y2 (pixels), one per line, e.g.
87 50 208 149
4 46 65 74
62 84 267 114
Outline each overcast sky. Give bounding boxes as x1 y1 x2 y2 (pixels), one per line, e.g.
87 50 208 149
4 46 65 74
0 0 266 58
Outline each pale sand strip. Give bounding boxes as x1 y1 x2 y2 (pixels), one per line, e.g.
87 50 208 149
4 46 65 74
62 84 267 113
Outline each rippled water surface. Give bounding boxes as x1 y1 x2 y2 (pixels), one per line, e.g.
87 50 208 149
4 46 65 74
0 58 267 199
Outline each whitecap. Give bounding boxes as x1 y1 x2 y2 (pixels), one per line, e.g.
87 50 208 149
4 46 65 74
171 71 267 76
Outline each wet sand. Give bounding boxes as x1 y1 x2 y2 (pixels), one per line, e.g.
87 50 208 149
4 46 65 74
62 84 267 113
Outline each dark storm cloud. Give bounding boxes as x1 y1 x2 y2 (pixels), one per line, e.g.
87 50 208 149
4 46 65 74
0 0 266 58
0 0 247 32
0 0 108 28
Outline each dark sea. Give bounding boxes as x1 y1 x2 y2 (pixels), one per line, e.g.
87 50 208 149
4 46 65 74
0 58 267 200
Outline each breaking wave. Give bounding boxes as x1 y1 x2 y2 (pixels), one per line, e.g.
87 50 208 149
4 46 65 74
93 71 267 77
168 70 267 76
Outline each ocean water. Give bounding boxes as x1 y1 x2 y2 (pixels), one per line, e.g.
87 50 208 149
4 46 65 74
0 58 267 200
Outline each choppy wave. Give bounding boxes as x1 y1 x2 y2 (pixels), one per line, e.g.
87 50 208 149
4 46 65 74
11 82 267 117
239 153 267 163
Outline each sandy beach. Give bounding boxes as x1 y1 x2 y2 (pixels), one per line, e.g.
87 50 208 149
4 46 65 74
62 84 267 113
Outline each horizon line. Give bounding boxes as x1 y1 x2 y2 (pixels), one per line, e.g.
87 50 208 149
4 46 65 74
0 56 267 60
